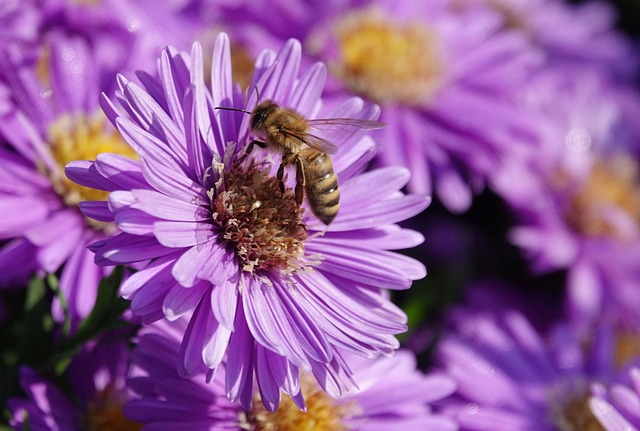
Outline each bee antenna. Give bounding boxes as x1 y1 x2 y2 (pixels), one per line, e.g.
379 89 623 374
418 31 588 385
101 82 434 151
214 106 251 115
254 85 261 103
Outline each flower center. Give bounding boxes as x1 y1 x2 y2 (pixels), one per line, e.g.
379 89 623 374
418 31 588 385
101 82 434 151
614 330 640 368
329 8 445 105
210 158 307 275
563 157 640 239
230 44 256 91
246 375 350 431
84 385 141 431
554 392 605 431
46 112 136 207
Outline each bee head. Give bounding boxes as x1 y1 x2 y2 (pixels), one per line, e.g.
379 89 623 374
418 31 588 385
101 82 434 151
250 100 278 132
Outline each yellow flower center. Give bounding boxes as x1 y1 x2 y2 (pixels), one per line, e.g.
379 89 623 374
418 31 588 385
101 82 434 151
84 386 141 431
246 375 351 431
46 112 136 208
329 8 445 106
563 156 640 240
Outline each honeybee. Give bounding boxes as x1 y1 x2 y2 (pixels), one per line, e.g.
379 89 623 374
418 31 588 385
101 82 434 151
234 100 384 225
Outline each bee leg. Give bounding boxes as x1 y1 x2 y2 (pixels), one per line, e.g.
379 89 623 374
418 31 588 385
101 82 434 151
277 163 286 194
238 140 267 164
294 155 306 206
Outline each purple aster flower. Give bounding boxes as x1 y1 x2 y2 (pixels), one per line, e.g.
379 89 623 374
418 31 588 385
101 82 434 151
67 33 429 410
8 330 139 431
126 318 458 430
590 367 640 431
0 35 138 330
437 299 639 431
0 0 200 326
491 65 640 331
195 0 543 212
454 0 636 77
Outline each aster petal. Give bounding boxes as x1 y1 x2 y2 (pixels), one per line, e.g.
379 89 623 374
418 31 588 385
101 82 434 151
261 38 301 103
49 34 95 113
287 62 326 116
315 227 424 251
0 148 50 192
188 43 216 162
118 79 188 165
202 314 232 370
312 244 417 289
183 85 209 182
65 160 117 192
56 242 102 321
178 295 210 377
94 232 170 265
154 220 214 248
255 345 282 412
115 209 155 235
339 167 410 209
589 397 635 431
129 189 205 222
158 46 189 130
225 302 255 410
210 264 239 330
119 253 177 300
94 153 147 190
210 33 241 152
329 194 431 231
242 277 304 365
28 209 84 272
163 281 209 321
0 196 51 238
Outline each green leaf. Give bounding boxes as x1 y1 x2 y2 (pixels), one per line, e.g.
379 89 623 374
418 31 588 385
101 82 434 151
67 266 127 347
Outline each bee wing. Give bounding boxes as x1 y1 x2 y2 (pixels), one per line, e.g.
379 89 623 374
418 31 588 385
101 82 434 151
307 118 385 151
277 126 340 154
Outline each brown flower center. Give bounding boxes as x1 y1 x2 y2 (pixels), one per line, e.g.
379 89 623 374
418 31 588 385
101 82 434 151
246 375 351 431
84 385 141 431
327 8 445 106
210 158 307 275
563 156 640 240
553 391 605 431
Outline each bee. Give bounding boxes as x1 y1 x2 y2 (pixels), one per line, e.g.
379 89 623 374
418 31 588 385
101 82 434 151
228 100 384 225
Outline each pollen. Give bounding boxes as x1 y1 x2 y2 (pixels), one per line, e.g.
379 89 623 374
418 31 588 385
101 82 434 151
211 158 308 275
563 157 640 240
329 8 445 106
246 375 350 431
46 111 136 208
84 385 141 431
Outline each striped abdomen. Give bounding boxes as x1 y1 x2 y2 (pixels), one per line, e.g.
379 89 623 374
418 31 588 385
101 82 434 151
300 149 339 225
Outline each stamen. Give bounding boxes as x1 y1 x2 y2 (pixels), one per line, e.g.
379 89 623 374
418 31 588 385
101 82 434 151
210 157 308 275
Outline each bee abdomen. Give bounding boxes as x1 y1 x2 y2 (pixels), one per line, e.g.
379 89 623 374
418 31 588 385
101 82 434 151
305 152 340 225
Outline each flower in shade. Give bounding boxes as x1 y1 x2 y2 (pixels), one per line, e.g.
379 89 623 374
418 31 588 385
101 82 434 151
453 0 636 77
67 33 429 410
8 330 139 431
590 367 640 431
436 295 640 431
490 65 640 331
197 0 543 212
126 318 458 430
